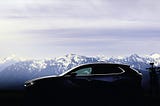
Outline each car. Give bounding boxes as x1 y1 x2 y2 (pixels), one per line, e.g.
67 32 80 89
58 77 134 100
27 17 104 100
24 63 143 106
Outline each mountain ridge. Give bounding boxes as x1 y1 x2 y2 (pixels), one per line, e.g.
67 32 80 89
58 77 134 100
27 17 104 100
1 53 160 72
0 53 160 89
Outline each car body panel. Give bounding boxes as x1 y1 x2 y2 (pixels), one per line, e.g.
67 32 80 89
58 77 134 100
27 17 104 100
24 63 143 106
25 63 142 88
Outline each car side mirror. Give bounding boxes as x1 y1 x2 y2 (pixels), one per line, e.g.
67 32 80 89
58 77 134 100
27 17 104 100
70 72 77 77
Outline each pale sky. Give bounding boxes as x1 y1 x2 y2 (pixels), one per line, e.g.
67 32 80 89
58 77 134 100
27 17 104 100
0 0 160 58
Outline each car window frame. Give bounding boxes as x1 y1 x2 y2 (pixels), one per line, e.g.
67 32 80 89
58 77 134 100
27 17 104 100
66 66 125 77
63 64 126 77
64 65 93 76
90 67 125 76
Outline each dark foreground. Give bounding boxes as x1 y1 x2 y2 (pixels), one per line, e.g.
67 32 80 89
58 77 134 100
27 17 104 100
0 70 160 106
0 89 159 106
0 90 25 106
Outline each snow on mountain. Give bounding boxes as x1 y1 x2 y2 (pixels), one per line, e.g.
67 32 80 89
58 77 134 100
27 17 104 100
0 53 160 89
0 55 26 72
144 53 160 66
149 53 160 59
107 54 151 70
1 53 160 75
55 54 99 70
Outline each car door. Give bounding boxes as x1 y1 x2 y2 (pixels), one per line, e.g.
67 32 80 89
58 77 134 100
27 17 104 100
88 65 125 88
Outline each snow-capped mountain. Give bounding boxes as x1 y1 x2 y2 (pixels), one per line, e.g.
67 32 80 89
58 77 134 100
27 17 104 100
0 53 160 89
0 55 26 72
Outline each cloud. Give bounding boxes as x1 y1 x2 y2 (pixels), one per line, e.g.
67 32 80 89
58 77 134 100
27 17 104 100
1 0 160 29
0 0 160 21
0 0 160 58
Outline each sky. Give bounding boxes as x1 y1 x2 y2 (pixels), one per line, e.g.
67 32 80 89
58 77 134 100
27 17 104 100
0 0 160 59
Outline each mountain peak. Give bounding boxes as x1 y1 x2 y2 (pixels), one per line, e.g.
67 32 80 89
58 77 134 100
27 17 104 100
130 54 140 57
65 54 78 58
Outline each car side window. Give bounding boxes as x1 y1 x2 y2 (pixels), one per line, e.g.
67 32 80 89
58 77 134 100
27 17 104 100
75 67 92 76
92 65 123 75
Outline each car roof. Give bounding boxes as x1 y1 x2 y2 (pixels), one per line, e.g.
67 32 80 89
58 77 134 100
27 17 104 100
78 63 129 67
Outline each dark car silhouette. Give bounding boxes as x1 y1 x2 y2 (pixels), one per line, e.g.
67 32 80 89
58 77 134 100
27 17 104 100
24 63 143 106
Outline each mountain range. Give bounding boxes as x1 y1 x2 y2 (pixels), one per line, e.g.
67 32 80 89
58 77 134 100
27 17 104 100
0 53 160 89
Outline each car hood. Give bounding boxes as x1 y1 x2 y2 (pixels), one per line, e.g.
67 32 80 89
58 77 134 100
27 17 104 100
24 75 60 87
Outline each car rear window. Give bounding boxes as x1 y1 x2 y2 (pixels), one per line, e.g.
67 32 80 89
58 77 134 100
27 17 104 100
120 66 139 75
